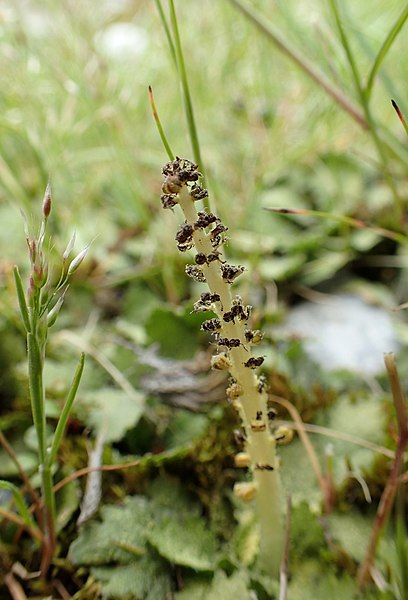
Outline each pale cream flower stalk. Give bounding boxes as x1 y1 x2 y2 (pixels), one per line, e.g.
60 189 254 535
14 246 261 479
160 158 284 575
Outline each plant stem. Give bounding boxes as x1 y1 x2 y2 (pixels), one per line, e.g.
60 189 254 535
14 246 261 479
27 332 46 463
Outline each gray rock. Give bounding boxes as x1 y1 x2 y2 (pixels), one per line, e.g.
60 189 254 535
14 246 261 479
283 294 399 375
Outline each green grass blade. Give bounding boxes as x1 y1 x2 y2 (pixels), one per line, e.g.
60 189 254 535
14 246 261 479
0 480 38 532
265 207 408 245
168 0 206 185
13 266 31 333
148 86 175 161
48 353 85 465
228 0 366 128
328 0 363 97
329 0 400 209
365 5 408 100
154 0 177 66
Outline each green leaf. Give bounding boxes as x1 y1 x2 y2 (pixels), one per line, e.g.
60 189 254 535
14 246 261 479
145 307 200 359
280 437 323 508
147 476 201 517
329 510 394 567
324 394 386 480
258 254 306 282
91 556 172 600
291 502 326 561
280 393 387 507
300 251 351 286
146 513 218 571
69 497 150 565
76 388 144 442
163 409 208 449
287 560 371 599
175 570 252 599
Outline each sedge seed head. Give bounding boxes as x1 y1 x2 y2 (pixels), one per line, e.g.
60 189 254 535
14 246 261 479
42 182 52 219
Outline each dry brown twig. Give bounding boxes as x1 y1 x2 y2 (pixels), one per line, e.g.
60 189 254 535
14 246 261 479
357 353 408 588
271 395 335 512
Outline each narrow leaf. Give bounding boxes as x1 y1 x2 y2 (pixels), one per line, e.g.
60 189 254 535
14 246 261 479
13 266 31 332
0 479 38 533
48 353 85 465
148 86 175 160
365 6 408 99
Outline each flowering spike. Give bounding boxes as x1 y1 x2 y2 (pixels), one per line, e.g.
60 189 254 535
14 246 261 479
159 157 285 575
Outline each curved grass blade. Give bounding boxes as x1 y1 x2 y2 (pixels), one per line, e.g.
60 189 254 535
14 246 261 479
0 480 39 535
48 353 85 465
13 266 31 333
365 5 408 99
265 207 408 245
148 86 175 161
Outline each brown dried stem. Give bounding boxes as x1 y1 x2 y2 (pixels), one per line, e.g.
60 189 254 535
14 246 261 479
357 353 408 588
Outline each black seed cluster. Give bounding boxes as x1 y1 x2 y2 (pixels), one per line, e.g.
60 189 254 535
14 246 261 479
161 194 178 209
190 184 208 200
175 222 194 251
244 356 265 369
223 298 251 323
193 292 221 312
217 337 241 348
201 318 221 332
195 211 219 229
185 265 206 282
221 264 245 283
162 157 200 183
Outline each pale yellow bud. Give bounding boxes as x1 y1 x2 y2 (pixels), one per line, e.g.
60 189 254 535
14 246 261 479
234 482 257 502
234 452 251 468
211 352 232 371
274 426 294 445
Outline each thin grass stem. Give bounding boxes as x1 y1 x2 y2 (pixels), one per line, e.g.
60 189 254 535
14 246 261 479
228 0 366 128
328 0 401 212
148 86 175 161
365 5 408 100
154 0 177 66
168 0 207 188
